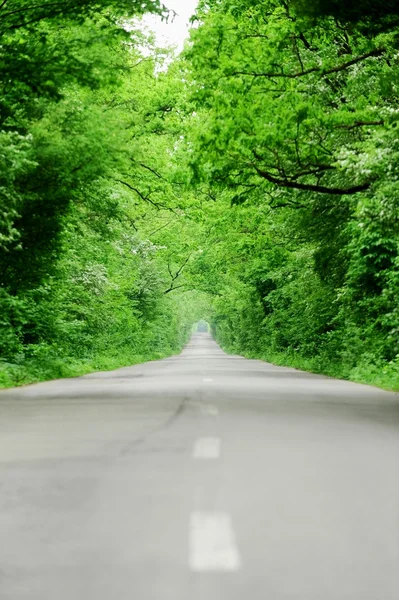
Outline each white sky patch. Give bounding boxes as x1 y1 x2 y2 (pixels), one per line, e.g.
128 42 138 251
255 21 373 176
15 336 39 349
141 0 199 52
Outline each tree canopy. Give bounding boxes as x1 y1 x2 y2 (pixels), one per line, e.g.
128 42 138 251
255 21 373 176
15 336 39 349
0 0 398 390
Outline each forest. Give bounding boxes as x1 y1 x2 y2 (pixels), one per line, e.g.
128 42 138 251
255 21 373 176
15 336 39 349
0 0 398 390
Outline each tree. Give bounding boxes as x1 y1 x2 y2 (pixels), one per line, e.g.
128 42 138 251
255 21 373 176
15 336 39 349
182 0 399 383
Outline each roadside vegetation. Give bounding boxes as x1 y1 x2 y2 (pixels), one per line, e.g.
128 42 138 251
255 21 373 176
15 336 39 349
1 0 398 391
0 0 209 386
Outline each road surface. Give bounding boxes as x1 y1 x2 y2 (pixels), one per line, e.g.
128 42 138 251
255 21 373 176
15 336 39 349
0 333 398 599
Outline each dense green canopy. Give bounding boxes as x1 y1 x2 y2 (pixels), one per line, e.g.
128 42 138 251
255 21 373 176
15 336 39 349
184 0 399 388
293 0 399 22
0 0 398 390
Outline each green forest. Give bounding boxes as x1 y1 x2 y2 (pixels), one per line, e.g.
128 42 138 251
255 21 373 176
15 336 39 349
0 0 398 390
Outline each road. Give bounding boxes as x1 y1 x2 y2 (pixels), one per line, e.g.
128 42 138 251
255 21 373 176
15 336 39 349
0 333 398 599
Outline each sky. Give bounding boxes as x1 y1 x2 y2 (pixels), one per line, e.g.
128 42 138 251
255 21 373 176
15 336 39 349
141 0 200 52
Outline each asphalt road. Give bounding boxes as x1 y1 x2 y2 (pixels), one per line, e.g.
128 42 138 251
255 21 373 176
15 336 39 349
1 333 398 599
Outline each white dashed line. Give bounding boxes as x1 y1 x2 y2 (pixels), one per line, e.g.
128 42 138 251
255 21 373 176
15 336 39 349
203 378 213 383
189 512 241 572
193 437 221 459
201 404 219 417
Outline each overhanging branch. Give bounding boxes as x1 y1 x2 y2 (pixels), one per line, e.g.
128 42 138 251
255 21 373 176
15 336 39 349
255 167 371 195
163 254 192 295
335 120 384 130
115 179 163 209
230 48 385 80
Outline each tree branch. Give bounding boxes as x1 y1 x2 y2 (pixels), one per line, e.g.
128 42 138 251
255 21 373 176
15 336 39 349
254 167 371 195
0 1 66 20
115 179 162 209
138 162 164 180
163 255 192 295
335 120 384 130
230 48 385 80
149 220 174 236
163 283 187 295
325 49 385 74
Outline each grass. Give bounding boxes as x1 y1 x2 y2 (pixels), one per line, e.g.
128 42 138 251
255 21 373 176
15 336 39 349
234 348 399 393
2 338 398 394
0 348 179 389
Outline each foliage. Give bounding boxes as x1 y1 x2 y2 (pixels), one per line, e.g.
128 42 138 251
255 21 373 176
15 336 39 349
183 0 399 391
292 0 399 30
1 0 399 392
0 4 211 387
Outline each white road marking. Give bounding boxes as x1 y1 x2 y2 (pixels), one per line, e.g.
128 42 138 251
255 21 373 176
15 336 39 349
201 404 219 417
203 378 213 383
189 512 241 572
193 437 221 459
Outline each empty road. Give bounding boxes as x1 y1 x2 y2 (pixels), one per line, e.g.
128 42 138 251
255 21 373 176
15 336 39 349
0 333 398 599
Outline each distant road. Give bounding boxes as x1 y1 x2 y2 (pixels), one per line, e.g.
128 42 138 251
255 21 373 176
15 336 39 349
1 333 398 599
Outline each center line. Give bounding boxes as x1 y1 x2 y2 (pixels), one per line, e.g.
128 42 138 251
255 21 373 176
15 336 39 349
203 378 213 383
189 512 241 572
193 437 221 459
201 404 219 416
